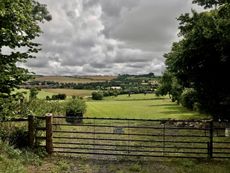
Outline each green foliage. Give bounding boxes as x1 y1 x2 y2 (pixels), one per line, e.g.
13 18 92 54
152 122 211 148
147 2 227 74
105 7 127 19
66 99 87 115
92 91 103 100
0 123 29 149
163 1 230 119
27 99 66 116
180 88 198 110
0 140 42 173
0 0 51 96
0 94 27 119
8 127 28 149
129 163 142 172
29 87 39 100
155 71 173 96
192 0 230 8
156 71 183 104
51 93 66 100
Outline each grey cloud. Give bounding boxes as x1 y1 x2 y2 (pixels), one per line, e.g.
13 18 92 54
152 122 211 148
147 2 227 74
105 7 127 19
110 0 192 52
22 0 199 76
26 58 48 68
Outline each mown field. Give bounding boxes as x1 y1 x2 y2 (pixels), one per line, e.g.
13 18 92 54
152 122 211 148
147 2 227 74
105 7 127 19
16 88 209 119
34 75 116 83
86 94 209 119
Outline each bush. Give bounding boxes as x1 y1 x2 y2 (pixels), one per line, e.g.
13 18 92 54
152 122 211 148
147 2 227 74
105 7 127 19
8 127 28 149
92 92 103 100
0 124 28 149
65 99 87 123
180 88 198 110
25 99 66 116
51 93 66 100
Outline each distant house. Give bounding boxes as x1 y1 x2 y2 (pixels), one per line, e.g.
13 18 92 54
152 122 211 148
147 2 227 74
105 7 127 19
110 86 122 90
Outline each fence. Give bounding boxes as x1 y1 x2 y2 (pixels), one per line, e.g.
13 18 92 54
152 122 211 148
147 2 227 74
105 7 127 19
1 115 230 159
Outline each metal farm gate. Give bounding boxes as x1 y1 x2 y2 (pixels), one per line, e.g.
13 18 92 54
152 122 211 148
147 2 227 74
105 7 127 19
32 116 230 159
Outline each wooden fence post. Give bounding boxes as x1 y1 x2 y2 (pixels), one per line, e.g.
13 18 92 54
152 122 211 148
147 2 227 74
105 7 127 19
28 115 34 148
46 114 53 154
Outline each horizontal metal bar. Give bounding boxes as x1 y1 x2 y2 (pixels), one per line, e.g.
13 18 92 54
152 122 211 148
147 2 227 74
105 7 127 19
53 130 208 138
53 136 207 144
213 142 230 144
53 151 207 158
213 147 230 150
213 135 230 137
53 146 207 154
53 142 208 150
213 152 230 154
52 116 212 122
52 123 208 130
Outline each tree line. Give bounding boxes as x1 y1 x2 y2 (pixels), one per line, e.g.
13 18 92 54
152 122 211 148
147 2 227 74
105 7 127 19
157 0 230 120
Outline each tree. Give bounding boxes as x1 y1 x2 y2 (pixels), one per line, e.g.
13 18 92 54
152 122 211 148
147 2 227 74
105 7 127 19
0 0 51 97
155 71 183 104
192 0 230 8
0 0 51 118
163 1 230 119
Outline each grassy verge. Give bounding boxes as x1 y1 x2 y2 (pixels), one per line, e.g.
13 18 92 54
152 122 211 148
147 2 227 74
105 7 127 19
25 156 230 173
0 141 43 173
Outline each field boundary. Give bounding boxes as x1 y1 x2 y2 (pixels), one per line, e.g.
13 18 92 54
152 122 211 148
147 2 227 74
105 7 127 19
36 116 230 159
1 116 230 159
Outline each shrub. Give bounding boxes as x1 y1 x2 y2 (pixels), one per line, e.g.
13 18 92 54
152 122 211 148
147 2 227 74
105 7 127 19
180 88 198 110
66 99 86 115
51 93 66 100
65 99 87 123
29 88 39 101
8 127 28 149
27 99 66 116
0 124 28 149
92 92 103 100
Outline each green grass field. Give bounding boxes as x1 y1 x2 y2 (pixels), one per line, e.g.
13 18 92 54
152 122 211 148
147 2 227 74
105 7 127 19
16 89 209 119
86 94 209 119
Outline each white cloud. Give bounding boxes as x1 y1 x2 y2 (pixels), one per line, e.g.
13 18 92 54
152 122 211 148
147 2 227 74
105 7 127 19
21 0 201 76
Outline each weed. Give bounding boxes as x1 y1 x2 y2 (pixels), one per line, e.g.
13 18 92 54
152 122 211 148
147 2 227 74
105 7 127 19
129 163 142 172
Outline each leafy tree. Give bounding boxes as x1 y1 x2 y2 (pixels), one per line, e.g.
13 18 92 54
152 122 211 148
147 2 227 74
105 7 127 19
192 0 230 8
0 0 51 97
0 0 51 118
156 71 183 104
164 1 230 119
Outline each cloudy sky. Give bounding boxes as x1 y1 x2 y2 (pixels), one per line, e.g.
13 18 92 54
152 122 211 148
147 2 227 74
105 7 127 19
23 0 201 76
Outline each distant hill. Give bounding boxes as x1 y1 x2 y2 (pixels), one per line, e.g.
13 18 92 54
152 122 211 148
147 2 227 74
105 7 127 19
34 75 117 84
